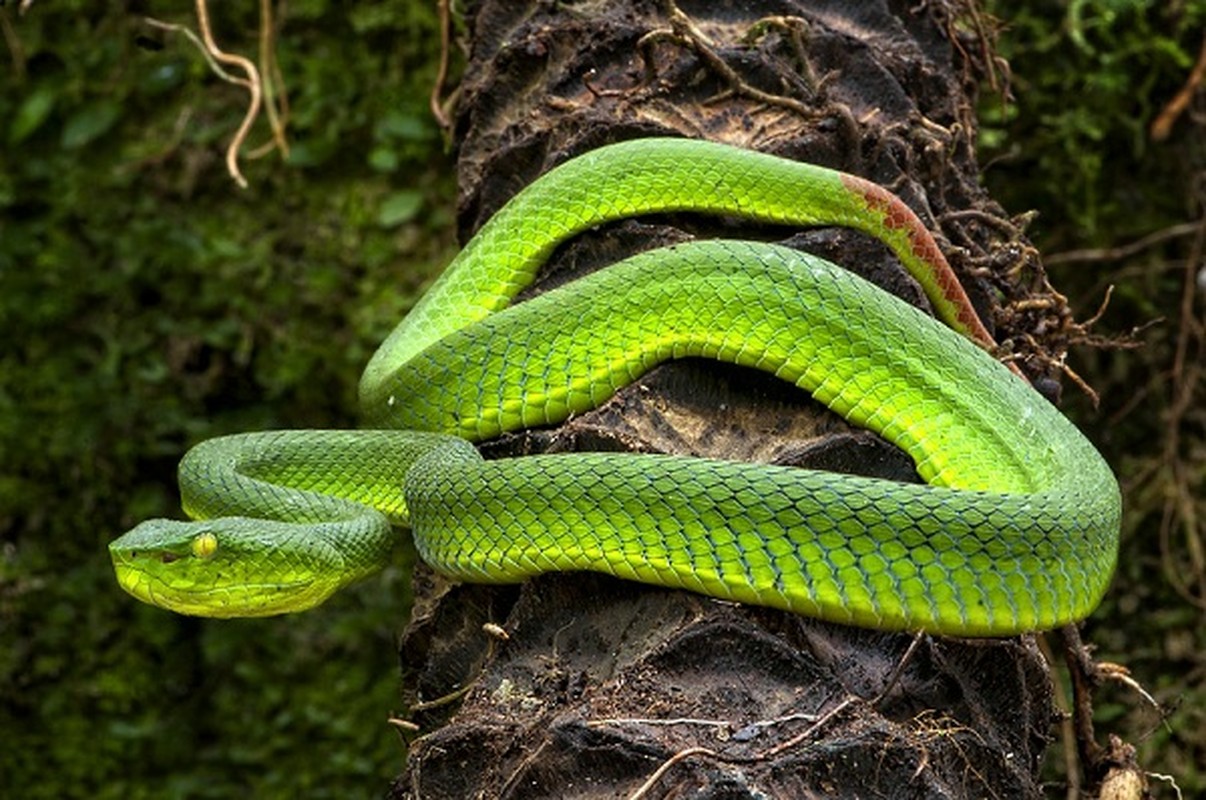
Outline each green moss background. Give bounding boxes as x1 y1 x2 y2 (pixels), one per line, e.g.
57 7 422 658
1 2 454 796
979 0 1206 791
1 1 1202 797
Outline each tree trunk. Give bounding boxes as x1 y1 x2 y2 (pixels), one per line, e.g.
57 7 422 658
391 1 1059 797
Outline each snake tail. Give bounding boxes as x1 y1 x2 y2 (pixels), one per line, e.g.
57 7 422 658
359 137 997 414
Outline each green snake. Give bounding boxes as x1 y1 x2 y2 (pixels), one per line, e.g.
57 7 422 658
109 138 1120 635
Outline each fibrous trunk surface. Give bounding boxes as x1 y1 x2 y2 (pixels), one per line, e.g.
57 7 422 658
391 1 1056 797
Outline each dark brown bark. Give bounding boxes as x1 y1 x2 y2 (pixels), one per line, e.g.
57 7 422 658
391 1 1062 797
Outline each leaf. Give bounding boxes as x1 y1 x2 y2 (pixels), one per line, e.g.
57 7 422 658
285 138 335 168
375 109 434 141
376 190 423 227
60 100 121 149
368 146 400 172
9 87 57 145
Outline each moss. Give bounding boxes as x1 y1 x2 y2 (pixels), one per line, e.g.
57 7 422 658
0 2 453 796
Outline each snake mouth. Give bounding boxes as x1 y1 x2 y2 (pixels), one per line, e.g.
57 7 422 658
146 578 316 618
112 554 315 617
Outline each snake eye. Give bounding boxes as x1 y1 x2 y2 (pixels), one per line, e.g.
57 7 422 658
191 531 219 559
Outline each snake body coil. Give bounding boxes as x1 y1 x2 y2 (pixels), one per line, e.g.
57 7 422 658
110 138 1120 635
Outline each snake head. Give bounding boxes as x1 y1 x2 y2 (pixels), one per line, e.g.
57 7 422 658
108 517 352 617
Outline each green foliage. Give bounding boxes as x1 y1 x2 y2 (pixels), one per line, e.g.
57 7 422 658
979 0 1205 245
0 2 454 796
979 1 1206 794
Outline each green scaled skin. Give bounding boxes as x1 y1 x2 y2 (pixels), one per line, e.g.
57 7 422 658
110 139 1120 635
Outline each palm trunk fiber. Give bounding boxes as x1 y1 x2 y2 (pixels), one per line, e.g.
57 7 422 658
391 1 1061 797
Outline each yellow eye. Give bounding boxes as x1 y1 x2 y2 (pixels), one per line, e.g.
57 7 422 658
191 531 219 559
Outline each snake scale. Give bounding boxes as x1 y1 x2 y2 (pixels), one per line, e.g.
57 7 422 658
110 138 1120 635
